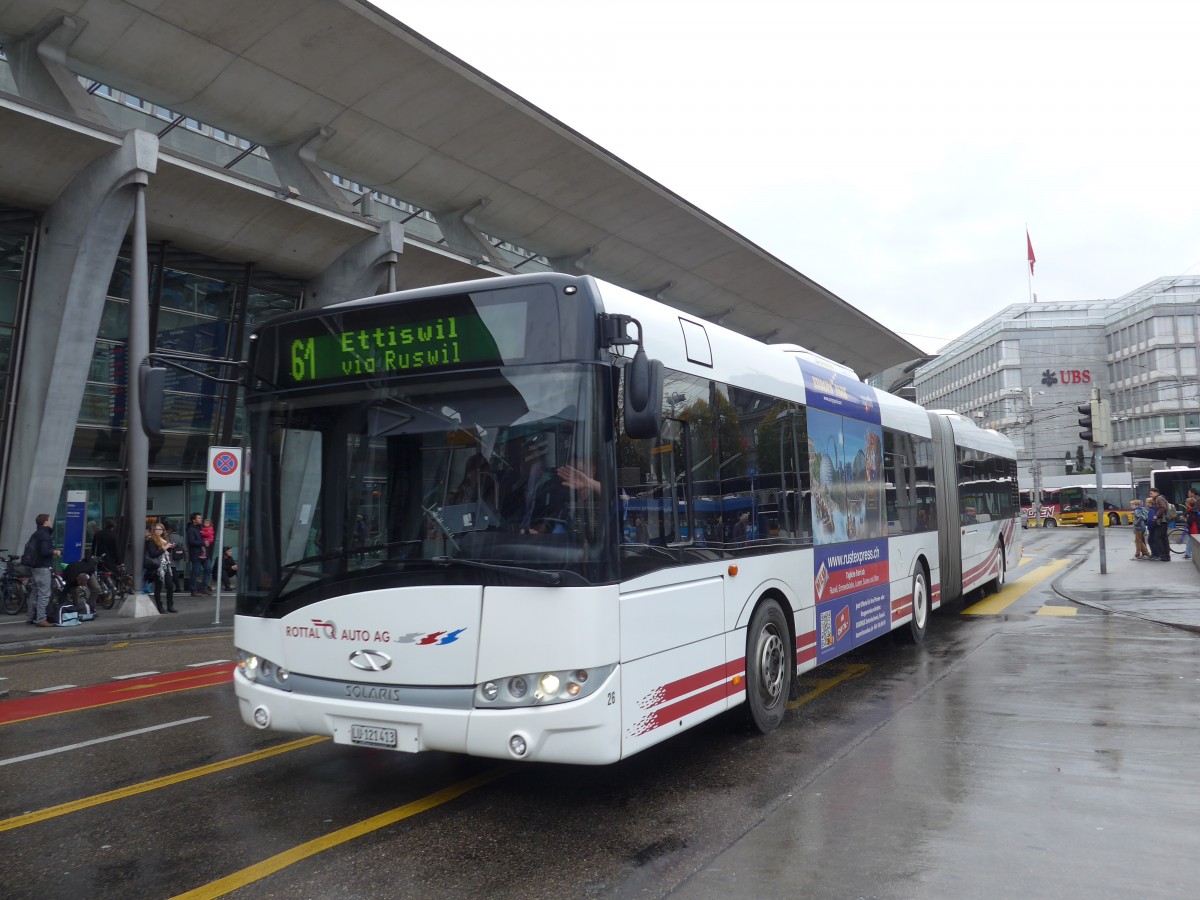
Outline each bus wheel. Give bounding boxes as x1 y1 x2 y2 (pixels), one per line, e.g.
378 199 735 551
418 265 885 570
743 598 790 734
1045 518 1058 528
989 543 1006 594
1107 512 1120 527
906 568 929 644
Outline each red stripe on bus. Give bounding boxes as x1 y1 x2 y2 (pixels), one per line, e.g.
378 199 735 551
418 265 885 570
796 630 817 664
629 682 729 737
635 661 730 710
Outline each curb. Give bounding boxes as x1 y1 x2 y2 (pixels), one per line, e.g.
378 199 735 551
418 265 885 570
1051 551 1200 636
1 624 233 651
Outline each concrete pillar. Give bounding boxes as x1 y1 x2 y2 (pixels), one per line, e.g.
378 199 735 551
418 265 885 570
433 199 515 272
120 182 159 618
548 246 593 275
5 15 108 126
262 127 354 213
0 131 158 557
305 221 406 309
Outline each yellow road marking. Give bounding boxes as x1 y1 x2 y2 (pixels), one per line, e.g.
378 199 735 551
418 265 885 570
0 647 81 660
0 635 225 662
0 736 327 832
1017 556 1037 567
171 767 511 900
788 663 869 709
1036 606 1077 617
962 559 1071 616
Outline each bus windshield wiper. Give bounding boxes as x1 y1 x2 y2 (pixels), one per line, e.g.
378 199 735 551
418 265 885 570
265 549 350 604
430 556 562 585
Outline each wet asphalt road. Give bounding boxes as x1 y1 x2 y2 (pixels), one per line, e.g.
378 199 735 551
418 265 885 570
1 528 1197 899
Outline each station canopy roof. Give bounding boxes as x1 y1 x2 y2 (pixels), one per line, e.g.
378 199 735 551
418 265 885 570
0 0 922 378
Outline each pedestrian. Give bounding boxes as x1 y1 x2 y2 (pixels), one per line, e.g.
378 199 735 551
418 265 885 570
24 513 59 627
91 517 121 566
1185 497 1198 561
144 522 177 613
166 519 187 592
1148 487 1171 561
1131 499 1151 560
186 512 208 595
201 517 216 586
221 546 238 591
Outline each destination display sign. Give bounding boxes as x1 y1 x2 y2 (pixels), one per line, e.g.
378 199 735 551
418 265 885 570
265 289 546 388
286 311 504 385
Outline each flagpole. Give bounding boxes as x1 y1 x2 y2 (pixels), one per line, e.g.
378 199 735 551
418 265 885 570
1025 225 1035 303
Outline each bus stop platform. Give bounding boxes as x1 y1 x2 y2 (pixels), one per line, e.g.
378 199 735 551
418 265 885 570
0 592 234 650
1052 532 1200 632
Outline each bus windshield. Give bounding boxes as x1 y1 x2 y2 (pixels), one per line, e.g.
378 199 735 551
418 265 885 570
242 363 613 614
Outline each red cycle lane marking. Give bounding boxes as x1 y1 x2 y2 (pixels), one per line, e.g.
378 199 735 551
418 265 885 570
0 663 235 726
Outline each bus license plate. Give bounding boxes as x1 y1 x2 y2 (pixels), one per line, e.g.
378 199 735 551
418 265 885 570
350 724 398 748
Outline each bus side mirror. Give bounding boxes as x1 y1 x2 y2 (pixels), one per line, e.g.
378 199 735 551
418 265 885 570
139 365 167 439
623 348 663 440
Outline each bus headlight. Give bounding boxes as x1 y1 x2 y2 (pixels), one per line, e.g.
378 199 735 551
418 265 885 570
236 649 293 691
474 665 614 708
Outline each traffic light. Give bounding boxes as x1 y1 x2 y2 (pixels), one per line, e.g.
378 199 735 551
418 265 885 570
1077 401 1094 443
1077 398 1111 447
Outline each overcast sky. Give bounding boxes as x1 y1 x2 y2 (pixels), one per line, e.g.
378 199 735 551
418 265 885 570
382 0 1200 355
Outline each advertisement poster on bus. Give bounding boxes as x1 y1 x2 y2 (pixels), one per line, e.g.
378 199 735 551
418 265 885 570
813 540 891 662
806 408 884 544
796 359 882 425
804 401 891 663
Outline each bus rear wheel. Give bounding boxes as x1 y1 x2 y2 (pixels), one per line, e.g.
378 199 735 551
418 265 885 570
743 598 790 734
1107 512 1120 527
988 542 1006 594
905 568 929 644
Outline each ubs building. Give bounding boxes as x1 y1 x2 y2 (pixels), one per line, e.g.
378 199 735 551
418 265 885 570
912 279 1200 491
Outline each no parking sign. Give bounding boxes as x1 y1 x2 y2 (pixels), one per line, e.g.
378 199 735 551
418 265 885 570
207 446 243 492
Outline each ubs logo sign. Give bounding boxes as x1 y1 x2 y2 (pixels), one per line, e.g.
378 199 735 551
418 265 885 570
1041 369 1091 387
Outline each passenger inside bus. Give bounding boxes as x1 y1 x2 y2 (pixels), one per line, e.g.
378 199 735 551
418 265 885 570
450 452 499 507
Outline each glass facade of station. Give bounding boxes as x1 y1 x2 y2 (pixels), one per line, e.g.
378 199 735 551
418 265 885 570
0 208 303 547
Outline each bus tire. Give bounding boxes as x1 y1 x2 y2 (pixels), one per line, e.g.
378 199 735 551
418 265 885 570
905 568 929 644
988 542 1006 594
1045 518 1058 528
742 597 790 734
1107 512 1120 527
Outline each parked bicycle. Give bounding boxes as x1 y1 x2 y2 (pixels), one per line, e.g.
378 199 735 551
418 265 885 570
95 556 132 609
0 551 34 616
1168 521 1189 555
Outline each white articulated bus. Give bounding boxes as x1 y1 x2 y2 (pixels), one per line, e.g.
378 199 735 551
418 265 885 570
232 273 1017 764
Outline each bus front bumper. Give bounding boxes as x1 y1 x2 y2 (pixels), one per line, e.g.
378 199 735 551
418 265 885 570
234 668 623 765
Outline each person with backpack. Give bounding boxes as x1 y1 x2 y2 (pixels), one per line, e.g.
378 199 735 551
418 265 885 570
23 513 59 627
1131 499 1151 560
1148 488 1171 561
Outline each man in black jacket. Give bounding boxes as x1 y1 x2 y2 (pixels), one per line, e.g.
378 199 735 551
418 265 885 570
186 512 209 595
25 513 58 626
91 518 121 565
